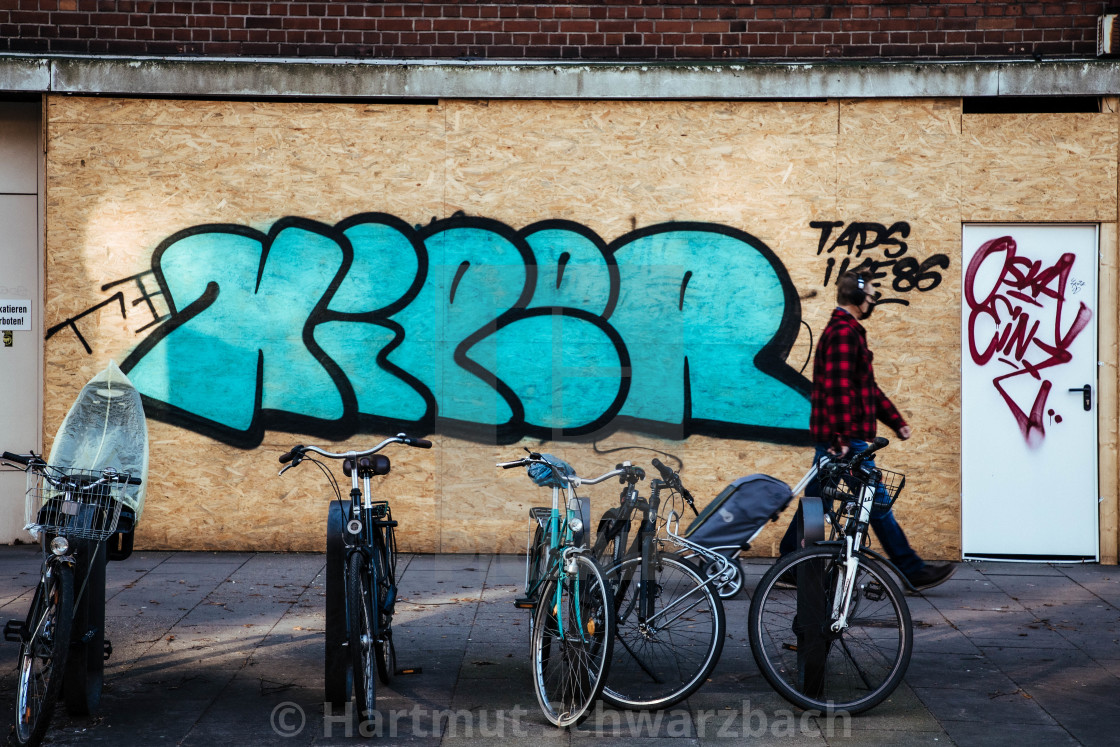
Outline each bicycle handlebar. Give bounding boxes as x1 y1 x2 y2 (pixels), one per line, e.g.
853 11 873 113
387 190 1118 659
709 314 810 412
495 454 628 487
280 433 432 465
828 436 890 473
2 451 141 485
651 457 698 515
2 451 39 466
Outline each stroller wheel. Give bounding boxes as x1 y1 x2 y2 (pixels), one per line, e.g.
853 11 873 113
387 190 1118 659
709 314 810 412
706 556 743 600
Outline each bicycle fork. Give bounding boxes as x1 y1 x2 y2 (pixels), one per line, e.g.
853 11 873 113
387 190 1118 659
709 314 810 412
828 535 861 633
829 484 876 633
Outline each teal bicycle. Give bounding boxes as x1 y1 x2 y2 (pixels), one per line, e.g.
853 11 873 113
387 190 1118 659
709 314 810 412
498 451 620 727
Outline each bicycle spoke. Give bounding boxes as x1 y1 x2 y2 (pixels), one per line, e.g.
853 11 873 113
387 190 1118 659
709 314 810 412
749 548 913 714
601 555 724 710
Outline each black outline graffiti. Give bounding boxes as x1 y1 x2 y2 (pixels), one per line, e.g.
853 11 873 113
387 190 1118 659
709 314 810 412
116 214 809 449
812 220 950 305
45 269 169 353
45 292 128 354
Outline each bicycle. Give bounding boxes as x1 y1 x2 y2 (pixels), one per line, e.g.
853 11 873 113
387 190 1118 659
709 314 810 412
1 451 141 747
499 451 618 728
590 458 728 710
279 433 431 723
747 436 913 714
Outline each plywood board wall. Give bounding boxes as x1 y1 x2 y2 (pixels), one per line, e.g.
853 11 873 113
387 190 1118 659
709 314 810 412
41 96 1118 560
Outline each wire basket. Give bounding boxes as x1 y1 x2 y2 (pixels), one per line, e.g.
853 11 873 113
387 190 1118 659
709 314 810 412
874 469 906 516
24 466 127 541
820 465 906 518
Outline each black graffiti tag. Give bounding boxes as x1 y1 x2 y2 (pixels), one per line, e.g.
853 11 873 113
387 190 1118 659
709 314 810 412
811 221 949 305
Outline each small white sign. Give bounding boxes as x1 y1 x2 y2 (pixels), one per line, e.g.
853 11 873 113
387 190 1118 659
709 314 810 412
0 299 31 330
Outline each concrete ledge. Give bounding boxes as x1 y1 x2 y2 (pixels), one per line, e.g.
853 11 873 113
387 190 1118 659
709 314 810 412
0 56 50 92
1 54 1120 99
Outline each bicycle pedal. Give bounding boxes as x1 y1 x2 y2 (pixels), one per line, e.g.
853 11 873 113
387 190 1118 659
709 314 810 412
3 620 26 643
513 597 536 609
395 667 422 676
864 581 886 601
103 639 113 661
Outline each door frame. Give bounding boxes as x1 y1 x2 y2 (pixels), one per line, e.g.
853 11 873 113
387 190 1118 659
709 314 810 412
959 222 1105 562
0 98 44 544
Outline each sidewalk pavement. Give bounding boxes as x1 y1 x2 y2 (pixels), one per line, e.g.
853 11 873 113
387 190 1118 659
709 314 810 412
1 545 1118 746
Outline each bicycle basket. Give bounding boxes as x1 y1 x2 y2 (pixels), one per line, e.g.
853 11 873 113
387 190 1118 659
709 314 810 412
820 465 905 518
24 466 127 541
874 469 905 516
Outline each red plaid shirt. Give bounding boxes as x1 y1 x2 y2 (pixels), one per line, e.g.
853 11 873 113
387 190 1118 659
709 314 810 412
810 308 907 448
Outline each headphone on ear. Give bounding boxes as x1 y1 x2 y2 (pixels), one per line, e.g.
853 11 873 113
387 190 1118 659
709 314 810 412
845 271 877 306
854 273 867 303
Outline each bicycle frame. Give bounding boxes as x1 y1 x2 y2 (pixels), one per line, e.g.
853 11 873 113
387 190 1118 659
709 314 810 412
503 454 624 641
537 476 611 642
619 481 724 629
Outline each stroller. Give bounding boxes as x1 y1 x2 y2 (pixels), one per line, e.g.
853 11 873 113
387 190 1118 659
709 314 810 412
678 474 793 598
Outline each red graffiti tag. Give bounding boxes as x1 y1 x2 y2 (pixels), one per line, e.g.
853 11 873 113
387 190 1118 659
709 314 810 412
964 236 1092 447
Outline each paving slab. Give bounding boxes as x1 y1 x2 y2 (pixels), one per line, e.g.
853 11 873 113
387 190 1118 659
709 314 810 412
2 550 1120 744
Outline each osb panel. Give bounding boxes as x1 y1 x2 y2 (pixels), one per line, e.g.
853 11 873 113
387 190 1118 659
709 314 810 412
1100 218 1119 564
39 95 1114 562
961 112 1118 222
837 101 963 246
442 99 839 242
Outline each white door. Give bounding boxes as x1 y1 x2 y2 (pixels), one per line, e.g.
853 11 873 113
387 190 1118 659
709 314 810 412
961 224 1098 560
0 102 42 544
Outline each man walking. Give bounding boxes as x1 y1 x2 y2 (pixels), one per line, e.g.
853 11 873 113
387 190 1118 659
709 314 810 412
779 270 955 591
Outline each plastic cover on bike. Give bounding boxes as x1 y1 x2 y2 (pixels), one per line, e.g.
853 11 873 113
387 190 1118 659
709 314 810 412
683 474 792 552
527 454 574 488
47 360 149 519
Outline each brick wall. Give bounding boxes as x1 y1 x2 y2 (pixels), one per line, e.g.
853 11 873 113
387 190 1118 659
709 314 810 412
0 1 1109 61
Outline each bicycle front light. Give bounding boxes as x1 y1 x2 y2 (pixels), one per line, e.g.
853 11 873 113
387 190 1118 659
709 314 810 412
50 537 69 556
568 517 584 534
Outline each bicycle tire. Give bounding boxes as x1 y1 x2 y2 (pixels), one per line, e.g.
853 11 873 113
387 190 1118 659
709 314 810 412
15 563 74 747
600 553 725 710
530 553 615 727
347 552 377 722
527 523 547 597
324 504 349 706
748 545 913 714
64 539 107 717
373 531 396 685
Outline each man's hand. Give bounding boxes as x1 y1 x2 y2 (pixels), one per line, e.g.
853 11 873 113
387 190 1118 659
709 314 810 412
898 425 912 441
828 437 851 457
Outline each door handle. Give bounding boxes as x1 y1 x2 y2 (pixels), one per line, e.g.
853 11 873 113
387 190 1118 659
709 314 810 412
1068 384 1092 411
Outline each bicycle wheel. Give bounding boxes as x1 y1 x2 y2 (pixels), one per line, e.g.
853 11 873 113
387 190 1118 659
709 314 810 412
15 563 74 747
373 532 396 685
527 523 548 597
324 502 349 706
748 545 913 714
530 553 614 727
347 552 377 721
591 507 631 568
600 553 725 710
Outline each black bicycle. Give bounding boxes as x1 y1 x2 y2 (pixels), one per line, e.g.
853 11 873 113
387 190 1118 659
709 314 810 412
2 451 140 747
591 459 726 711
279 434 430 723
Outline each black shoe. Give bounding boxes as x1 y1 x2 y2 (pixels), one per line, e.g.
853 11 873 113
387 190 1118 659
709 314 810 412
906 562 956 591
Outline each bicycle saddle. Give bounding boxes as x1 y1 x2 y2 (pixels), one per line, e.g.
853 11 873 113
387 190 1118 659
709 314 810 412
342 454 391 477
